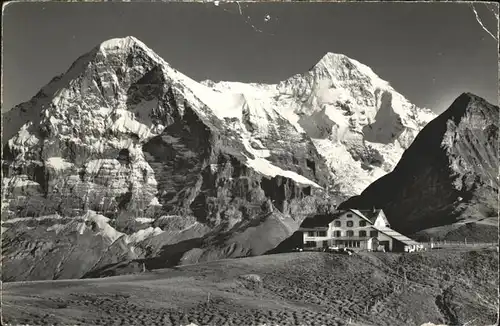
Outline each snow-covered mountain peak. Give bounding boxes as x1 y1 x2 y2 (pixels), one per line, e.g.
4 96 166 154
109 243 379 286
188 49 437 195
308 52 390 92
98 36 143 51
96 36 166 66
313 52 353 71
3 37 436 199
2 37 442 280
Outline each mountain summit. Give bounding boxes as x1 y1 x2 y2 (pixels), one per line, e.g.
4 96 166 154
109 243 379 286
2 37 433 280
206 52 436 195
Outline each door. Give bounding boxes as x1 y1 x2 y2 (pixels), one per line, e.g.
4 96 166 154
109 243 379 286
322 240 329 248
380 241 390 252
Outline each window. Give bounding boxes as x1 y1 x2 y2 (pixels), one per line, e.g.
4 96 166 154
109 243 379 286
346 213 353 218
308 232 316 237
334 231 342 237
334 220 341 227
305 241 316 247
318 231 327 237
346 240 360 248
370 230 378 237
359 221 366 227
359 230 367 237
346 230 354 237
347 221 353 227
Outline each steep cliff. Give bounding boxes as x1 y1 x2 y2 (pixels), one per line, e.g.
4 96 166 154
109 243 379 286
340 93 499 234
1 37 331 280
2 36 432 280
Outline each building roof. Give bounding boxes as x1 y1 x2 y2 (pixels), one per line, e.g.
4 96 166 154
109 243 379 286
349 209 376 224
374 226 420 246
300 212 343 229
300 209 381 229
351 209 383 223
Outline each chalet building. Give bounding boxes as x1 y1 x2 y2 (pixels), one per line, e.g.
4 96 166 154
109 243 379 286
299 209 422 252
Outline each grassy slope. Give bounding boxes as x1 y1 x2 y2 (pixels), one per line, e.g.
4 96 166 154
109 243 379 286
412 219 498 242
3 248 498 326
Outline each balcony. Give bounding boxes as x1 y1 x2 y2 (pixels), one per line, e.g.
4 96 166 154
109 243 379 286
304 235 328 240
332 236 371 240
304 236 371 241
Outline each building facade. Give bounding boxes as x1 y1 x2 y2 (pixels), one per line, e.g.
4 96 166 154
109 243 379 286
299 209 421 252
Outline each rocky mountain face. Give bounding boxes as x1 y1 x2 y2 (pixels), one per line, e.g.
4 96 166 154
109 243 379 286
1 36 432 281
340 93 499 235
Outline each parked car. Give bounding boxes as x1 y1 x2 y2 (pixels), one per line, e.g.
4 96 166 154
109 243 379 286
292 247 303 252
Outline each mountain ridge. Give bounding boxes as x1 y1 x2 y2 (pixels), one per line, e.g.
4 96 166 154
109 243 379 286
2 36 436 281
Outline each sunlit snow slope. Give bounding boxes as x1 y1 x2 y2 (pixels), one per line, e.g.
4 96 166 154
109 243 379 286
204 52 435 195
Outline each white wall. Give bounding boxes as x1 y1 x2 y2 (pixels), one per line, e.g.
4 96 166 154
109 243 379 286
374 211 390 228
328 211 372 238
303 230 329 248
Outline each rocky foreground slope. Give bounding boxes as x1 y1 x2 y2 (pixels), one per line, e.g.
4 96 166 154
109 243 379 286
2 36 433 281
341 93 499 235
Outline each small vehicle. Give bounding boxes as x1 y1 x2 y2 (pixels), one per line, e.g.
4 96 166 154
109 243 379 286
292 247 303 252
326 246 341 253
343 248 354 256
328 247 353 256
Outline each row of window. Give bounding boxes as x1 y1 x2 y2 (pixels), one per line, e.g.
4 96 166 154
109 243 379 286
307 230 378 238
333 220 366 227
336 230 378 237
304 241 317 247
304 240 365 248
337 240 361 248
307 231 327 237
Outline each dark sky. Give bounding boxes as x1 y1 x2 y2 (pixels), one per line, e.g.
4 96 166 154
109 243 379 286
2 2 498 113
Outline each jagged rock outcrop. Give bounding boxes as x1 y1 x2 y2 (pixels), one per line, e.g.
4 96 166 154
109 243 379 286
2 36 432 281
340 93 499 234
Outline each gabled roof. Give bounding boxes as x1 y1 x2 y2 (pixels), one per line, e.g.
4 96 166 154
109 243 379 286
300 212 343 229
349 209 376 224
374 226 420 246
351 209 383 223
300 209 378 229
